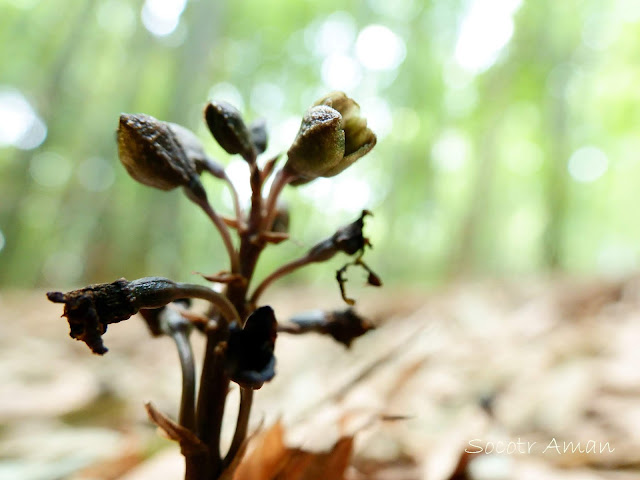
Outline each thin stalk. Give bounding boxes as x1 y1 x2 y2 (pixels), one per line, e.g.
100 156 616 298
172 329 196 431
248 162 264 233
157 306 197 431
261 169 295 232
249 255 313 304
224 387 253 468
192 198 240 273
222 173 244 227
174 283 241 327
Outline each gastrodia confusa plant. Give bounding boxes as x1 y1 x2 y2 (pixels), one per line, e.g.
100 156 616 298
47 91 381 480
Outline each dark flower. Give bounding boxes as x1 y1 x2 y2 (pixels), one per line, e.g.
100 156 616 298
47 278 138 354
225 306 277 389
204 101 256 162
47 277 180 354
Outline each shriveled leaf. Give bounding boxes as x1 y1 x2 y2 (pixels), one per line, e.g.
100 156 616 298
233 420 354 480
145 402 206 456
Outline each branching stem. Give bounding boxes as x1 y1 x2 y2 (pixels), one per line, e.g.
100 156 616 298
261 169 295 232
250 255 313 304
222 173 244 227
192 198 240 273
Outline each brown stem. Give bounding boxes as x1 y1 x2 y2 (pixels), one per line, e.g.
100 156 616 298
195 329 229 478
172 329 196 431
157 306 197 432
222 173 244 227
175 283 241 327
249 255 313 304
194 158 267 478
248 162 264 234
261 169 295 232
193 198 240 273
224 387 253 468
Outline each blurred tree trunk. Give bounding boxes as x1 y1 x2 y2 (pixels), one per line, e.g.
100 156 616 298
542 73 570 269
0 0 93 285
448 68 512 278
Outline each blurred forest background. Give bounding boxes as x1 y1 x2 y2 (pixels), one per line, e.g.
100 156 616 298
1 0 640 289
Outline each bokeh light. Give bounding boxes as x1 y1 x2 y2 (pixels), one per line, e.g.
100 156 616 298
0 88 47 151
455 0 522 73
77 157 115 192
96 0 136 37
141 0 187 37
355 25 406 71
568 146 608 183
29 152 72 189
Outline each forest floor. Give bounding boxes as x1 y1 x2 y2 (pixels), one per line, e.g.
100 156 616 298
1 276 639 480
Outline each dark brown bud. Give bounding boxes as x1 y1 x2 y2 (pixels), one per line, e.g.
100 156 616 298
204 101 255 162
166 123 209 167
287 308 374 348
271 202 290 234
249 117 268 154
225 306 277 389
117 114 205 200
47 277 181 354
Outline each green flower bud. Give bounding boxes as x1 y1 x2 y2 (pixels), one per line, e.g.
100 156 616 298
204 101 255 162
284 105 345 181
117 114 202 193
284 92 376 184
313 91 377 177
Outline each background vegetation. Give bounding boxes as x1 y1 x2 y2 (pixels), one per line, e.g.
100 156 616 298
1 0 640 289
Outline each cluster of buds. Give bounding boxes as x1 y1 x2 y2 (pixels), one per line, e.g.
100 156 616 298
47 91 380 480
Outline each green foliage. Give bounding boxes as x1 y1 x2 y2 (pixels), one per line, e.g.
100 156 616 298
2 0 640 287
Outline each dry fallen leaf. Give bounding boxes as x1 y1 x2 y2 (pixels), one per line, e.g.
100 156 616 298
233 420 354 480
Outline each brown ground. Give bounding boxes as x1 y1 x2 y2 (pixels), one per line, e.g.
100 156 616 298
1 277 639 479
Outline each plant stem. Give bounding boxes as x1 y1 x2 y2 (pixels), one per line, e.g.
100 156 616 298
224 387 253 468
261 169 295 232
172 328 196 431
222 173 244 227
249 255 313 304
195 328 229 478
174 283 241 327
192 197 240 273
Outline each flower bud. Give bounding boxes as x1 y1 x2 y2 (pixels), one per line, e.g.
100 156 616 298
204 101 255 162
284 105 345 181
313 92 377 177
249 117 268 154
225 306 277 389
288 308 374 348
166 122 207 164
271 202 290 234
284 92 376 184
118 114 204 196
